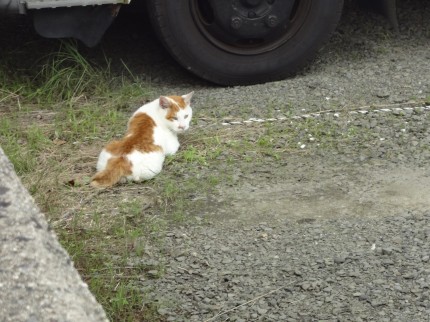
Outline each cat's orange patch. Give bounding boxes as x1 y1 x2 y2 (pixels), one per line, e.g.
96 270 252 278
91 113 161 188
106 113 162 155
169 96 187 109
91 156 132 188
166 95 187 121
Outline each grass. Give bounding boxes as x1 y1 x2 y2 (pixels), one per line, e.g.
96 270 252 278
59 199 166 320
0 31 378 321
0 117 50 175
0 38 165 321
0 36 259 321
29 41 109 103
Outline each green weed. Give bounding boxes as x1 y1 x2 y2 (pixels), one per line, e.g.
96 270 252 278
0 117 50 175
181 146 207 165
59 201 167 321
53 103 127 142
1 32 383 322
29 41 110 103
0 36 159 321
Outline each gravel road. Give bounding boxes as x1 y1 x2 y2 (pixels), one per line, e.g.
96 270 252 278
107 0 430 119
146 211 430 322
111 0 430 321
3 0 429 321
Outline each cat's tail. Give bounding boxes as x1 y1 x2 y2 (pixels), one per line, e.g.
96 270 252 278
90 156 132 188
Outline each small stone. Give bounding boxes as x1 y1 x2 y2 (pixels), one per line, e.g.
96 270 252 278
147 270 159 278
376 92 390 98
414 106 425 114
403 273 417 280
324 258 334 266
323 286 332 293
334 256 346 264
232 318 246 322
381 248 393 255
411 288 421 294
371 299 387 307
392 108 405 115
404 107 414 114
348 271 360 278
382 259 394 266
257 308 268 315
359 294 369 302
157 308 170 315
394 284 403 292
374 279 385 285
222 258 233 264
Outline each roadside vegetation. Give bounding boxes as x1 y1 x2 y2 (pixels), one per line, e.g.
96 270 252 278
0 33 376 321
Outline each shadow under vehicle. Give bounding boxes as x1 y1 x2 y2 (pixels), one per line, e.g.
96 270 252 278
0 0 398 85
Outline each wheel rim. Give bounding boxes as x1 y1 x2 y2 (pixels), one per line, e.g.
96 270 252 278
190 0 312 55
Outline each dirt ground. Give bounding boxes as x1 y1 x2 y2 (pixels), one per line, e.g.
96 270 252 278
211 158 430 225
1 0 430 320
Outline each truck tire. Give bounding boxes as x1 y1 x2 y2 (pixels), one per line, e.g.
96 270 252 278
147 0 344 86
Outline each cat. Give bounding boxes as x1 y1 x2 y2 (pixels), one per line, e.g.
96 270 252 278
90 92 194 188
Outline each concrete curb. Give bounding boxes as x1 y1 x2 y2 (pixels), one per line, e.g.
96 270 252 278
0 147 108 322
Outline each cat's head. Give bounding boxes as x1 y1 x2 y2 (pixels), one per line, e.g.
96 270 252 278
159 92 193 133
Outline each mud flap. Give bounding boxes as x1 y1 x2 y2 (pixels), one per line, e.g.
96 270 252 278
33 5 121 47
380 0 399 31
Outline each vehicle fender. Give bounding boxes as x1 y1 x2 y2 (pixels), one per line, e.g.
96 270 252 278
0 0 25 13
33 4 121 47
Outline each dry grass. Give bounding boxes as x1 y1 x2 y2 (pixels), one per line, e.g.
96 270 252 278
0 37 374 320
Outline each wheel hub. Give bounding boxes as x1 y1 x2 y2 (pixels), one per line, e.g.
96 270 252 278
208 0 296 40
241 0 263 7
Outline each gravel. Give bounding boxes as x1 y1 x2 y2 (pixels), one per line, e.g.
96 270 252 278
131 0 429 121
137 98 430 320
122 0 430 321
142 212 430 321
3 0 430 321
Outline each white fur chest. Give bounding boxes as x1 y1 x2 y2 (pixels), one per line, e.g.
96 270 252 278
153 126 180 156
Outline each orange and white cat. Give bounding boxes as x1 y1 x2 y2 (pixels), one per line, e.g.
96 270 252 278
91 92 194 188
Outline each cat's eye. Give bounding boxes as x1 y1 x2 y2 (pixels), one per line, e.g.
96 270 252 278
172 117 178 121
184 115 189 119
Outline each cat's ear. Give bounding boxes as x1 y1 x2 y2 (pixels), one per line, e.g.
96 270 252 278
182 92 194 106
159 96 171 109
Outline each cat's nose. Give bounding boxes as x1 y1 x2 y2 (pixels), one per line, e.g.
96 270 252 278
178 125 186 130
